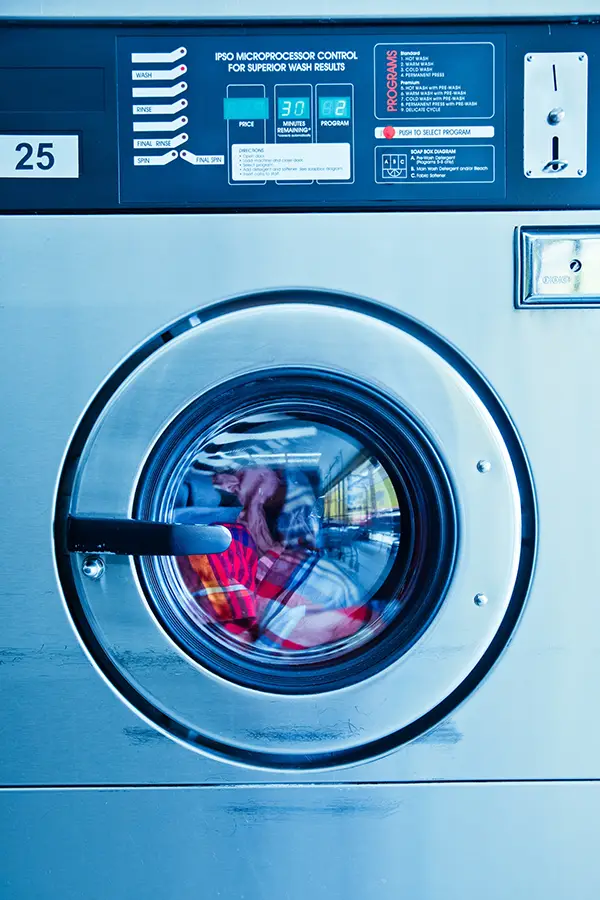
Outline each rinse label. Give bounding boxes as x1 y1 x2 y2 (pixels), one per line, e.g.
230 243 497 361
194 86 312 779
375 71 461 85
374 42 495 120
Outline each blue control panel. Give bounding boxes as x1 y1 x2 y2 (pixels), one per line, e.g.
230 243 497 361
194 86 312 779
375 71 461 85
0 21 599 211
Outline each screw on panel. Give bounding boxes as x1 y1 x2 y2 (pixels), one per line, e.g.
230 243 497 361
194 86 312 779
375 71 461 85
577 169 584 177
525 170 532 177
476 459 492 473
579 54 586 61
82 555 105 580
570 258 582 272
474 593 489 607
547 107 565 126
526 54 534 62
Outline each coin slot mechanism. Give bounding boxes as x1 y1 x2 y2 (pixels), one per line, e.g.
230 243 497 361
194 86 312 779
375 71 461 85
524 52 587 179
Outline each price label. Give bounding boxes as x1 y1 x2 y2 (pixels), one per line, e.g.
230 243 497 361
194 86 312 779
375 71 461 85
0 135 79 178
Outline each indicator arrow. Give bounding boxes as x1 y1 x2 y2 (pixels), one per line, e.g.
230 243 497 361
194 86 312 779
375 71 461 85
133 115 188 133
133 150 179 166
132 65 187 81
180 150 225 165
131 47 187 64
133 98 187 116
133 133 188 149
132 81 187 98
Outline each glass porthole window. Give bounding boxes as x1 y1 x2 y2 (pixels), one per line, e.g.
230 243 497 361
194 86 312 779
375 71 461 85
136 375 456 693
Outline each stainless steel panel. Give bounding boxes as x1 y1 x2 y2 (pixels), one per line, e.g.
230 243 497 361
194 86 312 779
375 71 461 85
523 52 588 180
2 1 595 19
519 227 600 305
1 783 599 899
2 210 600 784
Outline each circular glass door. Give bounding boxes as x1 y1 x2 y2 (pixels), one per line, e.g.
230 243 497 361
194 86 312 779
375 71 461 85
136 375 455 692
57 295 535 769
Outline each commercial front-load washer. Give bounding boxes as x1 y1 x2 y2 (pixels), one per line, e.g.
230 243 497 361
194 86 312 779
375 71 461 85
2 2 600 898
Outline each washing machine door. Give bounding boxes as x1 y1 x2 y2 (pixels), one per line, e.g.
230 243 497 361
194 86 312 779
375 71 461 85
56 292 534 769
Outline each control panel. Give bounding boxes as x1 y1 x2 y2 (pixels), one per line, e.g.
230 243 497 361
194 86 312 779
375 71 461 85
117 34 504 205
0 21 598 211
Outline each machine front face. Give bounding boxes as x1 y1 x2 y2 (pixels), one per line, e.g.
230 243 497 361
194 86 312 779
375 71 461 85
3 4 600 898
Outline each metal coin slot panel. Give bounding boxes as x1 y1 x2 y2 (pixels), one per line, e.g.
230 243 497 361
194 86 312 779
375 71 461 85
519 228 600 307
523 52 588 179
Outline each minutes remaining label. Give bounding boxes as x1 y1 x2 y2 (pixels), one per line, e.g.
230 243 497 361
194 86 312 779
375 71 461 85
0 135 79 178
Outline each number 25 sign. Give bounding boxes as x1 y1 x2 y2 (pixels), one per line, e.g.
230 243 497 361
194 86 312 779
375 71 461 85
0 135 79 178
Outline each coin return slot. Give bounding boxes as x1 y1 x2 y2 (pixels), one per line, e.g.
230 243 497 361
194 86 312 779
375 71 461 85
543 135 568 173
551 136 562 171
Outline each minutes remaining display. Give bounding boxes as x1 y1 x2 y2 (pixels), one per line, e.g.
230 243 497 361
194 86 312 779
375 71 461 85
278 97 310 119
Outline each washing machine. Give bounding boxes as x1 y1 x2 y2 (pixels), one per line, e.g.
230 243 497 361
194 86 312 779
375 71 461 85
1 1 600 898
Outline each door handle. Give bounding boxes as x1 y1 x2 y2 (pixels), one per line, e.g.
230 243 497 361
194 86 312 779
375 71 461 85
67 515 232 556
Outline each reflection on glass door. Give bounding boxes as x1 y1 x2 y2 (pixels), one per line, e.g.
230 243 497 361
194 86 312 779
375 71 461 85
156 409 403 661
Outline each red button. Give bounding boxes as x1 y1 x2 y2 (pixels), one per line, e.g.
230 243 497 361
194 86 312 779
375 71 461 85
383 126 395 139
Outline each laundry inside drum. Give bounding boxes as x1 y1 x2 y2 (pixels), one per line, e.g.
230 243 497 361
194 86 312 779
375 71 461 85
160 409 407 666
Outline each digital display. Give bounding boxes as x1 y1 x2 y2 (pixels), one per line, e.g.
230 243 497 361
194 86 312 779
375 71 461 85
318 96 351 119
277 97 310 119
223 97 269 120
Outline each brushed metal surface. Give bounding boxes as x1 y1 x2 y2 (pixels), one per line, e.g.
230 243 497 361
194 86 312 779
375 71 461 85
2 1 596 19
520 227 600 305
2 210 600 784
1 783 599 899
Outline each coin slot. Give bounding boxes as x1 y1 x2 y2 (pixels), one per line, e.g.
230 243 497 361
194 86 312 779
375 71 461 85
552 63 558 91
552 136 560 169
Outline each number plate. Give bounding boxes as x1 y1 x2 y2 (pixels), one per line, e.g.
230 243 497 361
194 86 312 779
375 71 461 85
0 135 79 178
